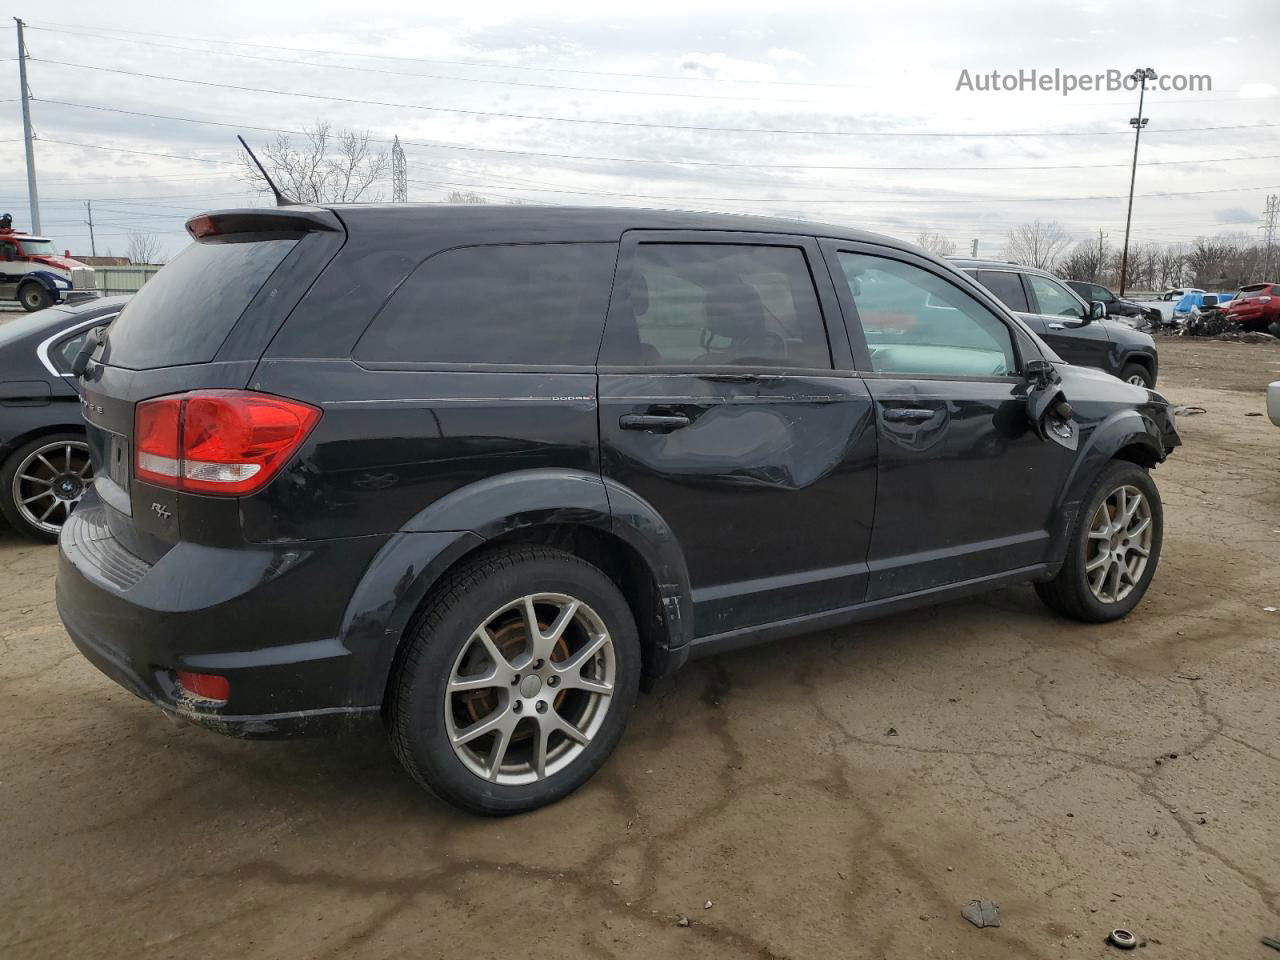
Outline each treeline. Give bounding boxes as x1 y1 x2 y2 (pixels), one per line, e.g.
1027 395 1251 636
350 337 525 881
1056 233 1274 292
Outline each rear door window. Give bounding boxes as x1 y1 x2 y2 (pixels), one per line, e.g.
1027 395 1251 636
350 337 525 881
976 270 1029 312
104 237 298 369
601 243 831 368
354 243 616 366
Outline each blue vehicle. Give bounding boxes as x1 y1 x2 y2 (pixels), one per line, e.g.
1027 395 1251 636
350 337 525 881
1173 291 1236 318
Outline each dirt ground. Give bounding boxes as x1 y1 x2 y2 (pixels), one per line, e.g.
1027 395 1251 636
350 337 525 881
2 337 1278 960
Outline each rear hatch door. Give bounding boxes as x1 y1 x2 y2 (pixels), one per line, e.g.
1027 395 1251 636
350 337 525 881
80 208 344 561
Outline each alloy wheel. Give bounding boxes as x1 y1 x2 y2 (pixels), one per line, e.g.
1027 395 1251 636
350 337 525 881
12 440 93 536
1084 484 1153 603
444 593 616 785
1125 373 1148 386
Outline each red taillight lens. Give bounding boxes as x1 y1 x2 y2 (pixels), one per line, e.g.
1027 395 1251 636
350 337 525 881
135 395 183 486
133 390 320 496
176 670 229 702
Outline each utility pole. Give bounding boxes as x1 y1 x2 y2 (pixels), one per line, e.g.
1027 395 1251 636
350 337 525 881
970 238 979 257
84 201 97 257
1096 228 1107 282
391 136 407 203
1261 194 1278 280
14 18 41 235
1118 66 1156 297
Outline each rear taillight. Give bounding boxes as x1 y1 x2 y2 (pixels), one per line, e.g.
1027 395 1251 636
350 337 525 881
134 390 320 496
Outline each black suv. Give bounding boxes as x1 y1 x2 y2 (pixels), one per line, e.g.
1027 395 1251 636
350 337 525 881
951 259 1160 387
58 207 1179 814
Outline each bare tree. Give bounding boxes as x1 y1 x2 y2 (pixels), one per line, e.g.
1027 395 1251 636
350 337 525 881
915 230 956 257
1155 245 1187 289
239 122 388 203
1003 220 1072 271
126 232 162 265
446 190 489 205
1059 236 1107 282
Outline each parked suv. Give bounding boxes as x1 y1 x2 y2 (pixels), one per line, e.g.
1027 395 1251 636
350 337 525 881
1222 282 1280 333
1064 280 1147 323
58 207 1180 814
952 258 1160 387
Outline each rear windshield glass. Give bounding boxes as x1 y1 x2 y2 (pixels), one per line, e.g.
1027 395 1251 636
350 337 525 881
1239 284 1268 296
104 237 297 369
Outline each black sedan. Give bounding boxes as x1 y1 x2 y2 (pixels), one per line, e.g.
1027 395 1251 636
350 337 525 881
0 297 127 540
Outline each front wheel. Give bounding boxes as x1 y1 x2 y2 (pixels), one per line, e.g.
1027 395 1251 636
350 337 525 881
18 282 54 312
1119 362 1153 389
1035 461 1163 622
389 546 640 815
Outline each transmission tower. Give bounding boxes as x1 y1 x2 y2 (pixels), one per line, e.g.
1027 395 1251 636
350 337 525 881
1261 194 1278 279
391 136 407 203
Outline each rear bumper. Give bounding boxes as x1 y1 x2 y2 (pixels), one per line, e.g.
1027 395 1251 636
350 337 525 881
56 498 390 738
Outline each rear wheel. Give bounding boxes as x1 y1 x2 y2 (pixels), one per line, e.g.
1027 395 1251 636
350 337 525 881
1035 460 1162 622
0 433 93 542
18 282 54 312
390 546 640 815
1119 362 1153 389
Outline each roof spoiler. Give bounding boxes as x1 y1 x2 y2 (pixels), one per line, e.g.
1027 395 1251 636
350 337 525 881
185 208 342 241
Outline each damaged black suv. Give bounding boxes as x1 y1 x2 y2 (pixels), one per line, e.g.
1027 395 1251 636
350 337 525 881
57 206 1180 814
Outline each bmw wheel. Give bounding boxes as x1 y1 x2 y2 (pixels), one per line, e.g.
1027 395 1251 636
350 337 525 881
390 546 640 814
1035 460 1163 622
0 433 93 542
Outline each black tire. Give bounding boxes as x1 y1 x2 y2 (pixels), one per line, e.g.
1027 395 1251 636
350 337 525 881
18 282 54 312
1035 460 1163 623
1118 361 1153 389
0 432 92 543
389 546 641 815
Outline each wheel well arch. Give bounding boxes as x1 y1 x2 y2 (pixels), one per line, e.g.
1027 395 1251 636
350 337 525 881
1113 440 1160 469
380 521 680 709
2 422 87 466
1120 353 1153 375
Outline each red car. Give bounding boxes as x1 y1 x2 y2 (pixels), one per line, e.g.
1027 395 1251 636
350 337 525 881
1223 282 1280 333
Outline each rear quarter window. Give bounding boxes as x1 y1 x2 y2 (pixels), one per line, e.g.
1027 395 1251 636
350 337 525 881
103 236 298 370
353 243 617 366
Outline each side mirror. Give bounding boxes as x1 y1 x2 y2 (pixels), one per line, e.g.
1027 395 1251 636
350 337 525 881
1025 358 1058 386
1088 301 1106 322
71 327 105 378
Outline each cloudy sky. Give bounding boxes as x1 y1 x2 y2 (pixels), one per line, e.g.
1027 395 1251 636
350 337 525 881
1 0 1277 261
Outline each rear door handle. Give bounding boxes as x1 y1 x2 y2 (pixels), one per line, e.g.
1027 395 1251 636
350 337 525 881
882 408 935 423
619 413 691 432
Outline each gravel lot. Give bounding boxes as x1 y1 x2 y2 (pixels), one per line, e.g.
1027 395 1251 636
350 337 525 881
3 337 1278 960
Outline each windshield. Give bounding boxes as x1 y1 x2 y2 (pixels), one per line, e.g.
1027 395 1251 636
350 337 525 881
19 238 58 256
1238 284 1268 297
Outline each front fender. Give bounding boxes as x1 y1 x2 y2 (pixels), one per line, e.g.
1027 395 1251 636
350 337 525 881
1047 406 1169 567
337 469 695 706
21 271 68 295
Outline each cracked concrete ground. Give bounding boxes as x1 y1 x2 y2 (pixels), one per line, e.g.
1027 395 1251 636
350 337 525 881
2 337 1278 959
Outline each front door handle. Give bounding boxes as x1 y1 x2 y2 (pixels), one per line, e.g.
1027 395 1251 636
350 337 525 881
882 407 935 423
619 413 691 432
1048 322 1066 330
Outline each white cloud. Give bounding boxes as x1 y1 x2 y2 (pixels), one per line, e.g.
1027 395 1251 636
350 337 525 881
1239 82 1278 99
675 52 778 82
767 47 808 62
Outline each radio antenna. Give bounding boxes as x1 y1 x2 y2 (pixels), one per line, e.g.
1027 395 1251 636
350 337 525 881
237 135 292 206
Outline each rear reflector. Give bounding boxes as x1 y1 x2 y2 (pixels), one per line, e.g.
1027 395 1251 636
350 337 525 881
176 670 230 703
135 390 321 496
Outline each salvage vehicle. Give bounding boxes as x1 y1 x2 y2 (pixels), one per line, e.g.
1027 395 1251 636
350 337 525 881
57 207 1180 814
0 296 127 540
0 215 98 312
1221 282 1280 333
1269 381 1280 427
952 258 1161 387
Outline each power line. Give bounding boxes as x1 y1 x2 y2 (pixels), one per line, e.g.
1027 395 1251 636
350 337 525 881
32 99 1280 174
28 134 1280 206
31 56 1280 139
25 19 865 88
23 25 826 104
